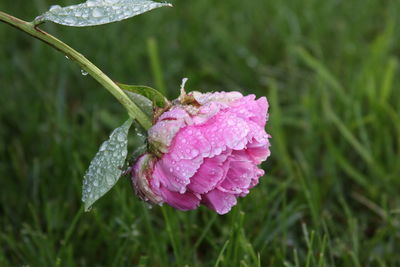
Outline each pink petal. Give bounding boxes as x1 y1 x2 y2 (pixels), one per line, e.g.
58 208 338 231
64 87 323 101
202 189 237 215
218 153 256 194
246 140 271 164
148 119 186 153
199 111 249 157
168 126 211 161
192 102 227 125
153 154 203 193
188 152 231 194
157 185 201 211
230 95 269 127
159 106 191 123
238 168 265 197
246 120 270 144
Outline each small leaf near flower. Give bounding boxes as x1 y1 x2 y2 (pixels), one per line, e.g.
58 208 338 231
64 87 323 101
82 119 132 211
123 90 154 119
118 83 169 108
34 0 172 27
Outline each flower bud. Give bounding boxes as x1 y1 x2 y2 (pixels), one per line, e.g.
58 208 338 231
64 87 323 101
132 90 271 214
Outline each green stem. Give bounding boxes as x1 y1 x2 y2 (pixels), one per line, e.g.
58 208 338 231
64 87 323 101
0 11 152 130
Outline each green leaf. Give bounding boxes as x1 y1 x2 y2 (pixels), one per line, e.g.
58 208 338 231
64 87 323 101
123 90 154 119
82 119 132 211
34 0 172 27
118 83 169 108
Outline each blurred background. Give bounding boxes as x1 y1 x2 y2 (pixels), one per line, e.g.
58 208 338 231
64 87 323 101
1 0 400 266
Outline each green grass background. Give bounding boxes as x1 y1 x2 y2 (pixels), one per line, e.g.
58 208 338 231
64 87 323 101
1 0 400 266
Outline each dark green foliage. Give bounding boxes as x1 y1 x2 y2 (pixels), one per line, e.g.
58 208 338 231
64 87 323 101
0 0 399 266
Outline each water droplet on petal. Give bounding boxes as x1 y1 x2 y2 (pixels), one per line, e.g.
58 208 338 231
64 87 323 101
191 149 199 157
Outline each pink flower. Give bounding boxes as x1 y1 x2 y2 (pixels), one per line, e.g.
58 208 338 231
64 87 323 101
132 90 271 214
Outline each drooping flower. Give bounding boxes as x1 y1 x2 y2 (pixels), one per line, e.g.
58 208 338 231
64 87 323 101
131 87 270 214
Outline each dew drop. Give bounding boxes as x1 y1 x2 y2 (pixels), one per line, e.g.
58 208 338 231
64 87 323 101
81 69 88 76
49 5 61 11
99 142 107 151
87 0 97 7
106 176 114 186
64 17 76 24
191 149 199 157
104 0 120 4
117 132 125 142
92 8 104 17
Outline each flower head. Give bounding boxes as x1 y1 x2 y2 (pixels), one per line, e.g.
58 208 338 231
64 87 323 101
132 88 270 214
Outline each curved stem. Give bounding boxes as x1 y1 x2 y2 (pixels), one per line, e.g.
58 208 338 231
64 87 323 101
0 10 152 130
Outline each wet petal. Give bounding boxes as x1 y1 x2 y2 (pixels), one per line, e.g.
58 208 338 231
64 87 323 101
157 186 201 211
246 140 271 164
148 119 185 153
153 154 203 193
168 127 211 161
218 153 255 194
188 152 230 194
230 95 269 127
200 111 249 157
192 102 227 125
202 189 237 215
159 106 191 122
246 120 270 144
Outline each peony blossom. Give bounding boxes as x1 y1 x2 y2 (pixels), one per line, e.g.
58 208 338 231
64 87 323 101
131 89 271 214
